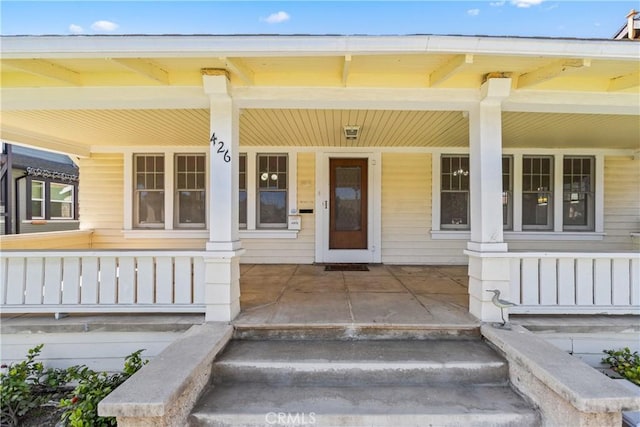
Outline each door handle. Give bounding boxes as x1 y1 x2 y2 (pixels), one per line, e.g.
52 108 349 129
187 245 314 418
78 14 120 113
324 200 328 209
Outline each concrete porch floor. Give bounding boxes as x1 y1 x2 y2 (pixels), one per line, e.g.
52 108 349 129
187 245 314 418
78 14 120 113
235 264 479 328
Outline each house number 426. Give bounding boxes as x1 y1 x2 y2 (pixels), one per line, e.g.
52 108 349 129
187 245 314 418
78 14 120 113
210 133 231 163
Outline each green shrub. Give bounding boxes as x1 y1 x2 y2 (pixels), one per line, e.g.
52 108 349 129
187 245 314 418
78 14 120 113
0 344 76 426
59 349 148 427
602 347 640 386
0 345 148 427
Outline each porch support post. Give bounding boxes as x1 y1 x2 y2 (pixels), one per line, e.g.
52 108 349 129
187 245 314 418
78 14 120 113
466 77 511 323
202 71 244 322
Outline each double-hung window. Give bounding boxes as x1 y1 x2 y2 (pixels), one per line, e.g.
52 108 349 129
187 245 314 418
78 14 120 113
563 156 594 231
31 181 45 219
175 154 206 228
50 183 74 219
522 156 553 230
502 156 513 230
440 155 470 230
134 154 165 228
257 154 288 228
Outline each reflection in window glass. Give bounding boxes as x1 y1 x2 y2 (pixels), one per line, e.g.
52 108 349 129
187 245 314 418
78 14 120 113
440 155 469 229
175 154 205 228
134 154 164 228
257 154 287 228
522 156 553 230
563 156 594 231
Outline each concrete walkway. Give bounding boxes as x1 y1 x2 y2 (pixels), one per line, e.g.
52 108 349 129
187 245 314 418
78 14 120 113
236 264 478 327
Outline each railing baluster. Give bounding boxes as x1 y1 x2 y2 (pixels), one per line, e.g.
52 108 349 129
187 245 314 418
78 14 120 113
118 257 136 304
594 258 612 305
25 257 44 304
81 257 99 304
100 256 117 304
137 257 154 304
62 257 80 304
156 256 173 304
43 257 62 305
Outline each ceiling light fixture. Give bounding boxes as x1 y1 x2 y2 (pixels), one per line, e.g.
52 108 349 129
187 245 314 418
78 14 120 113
343 125 361 140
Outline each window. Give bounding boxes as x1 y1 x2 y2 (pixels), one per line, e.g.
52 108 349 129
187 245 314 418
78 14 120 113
522 156 553 230
440 155 470 229
175 154 206 228
563 156 594 231
50 183 74 219
502 156 513 230
31 180 45 219
134 154 164 228
257 154 287 228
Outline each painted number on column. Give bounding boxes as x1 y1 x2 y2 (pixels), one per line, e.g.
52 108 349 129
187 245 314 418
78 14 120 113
210 133 231 163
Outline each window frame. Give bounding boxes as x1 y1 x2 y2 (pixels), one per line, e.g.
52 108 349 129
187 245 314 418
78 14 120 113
256 153 289 229
439 154 470 230
521 155 554 231
133 153 166 229
562 156 595 232
174 153 206 229
49 182 74 219
431 151 604 240
30 180 45 219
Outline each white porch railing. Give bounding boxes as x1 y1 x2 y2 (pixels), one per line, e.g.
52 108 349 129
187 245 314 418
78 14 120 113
0 251 205 313
507 252 640 315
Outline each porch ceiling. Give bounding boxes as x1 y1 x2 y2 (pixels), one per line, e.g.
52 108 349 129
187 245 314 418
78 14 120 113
1 108 638 151
1 35 639 154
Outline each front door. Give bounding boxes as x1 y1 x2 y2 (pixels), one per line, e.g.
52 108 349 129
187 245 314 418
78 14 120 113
329 158 368 250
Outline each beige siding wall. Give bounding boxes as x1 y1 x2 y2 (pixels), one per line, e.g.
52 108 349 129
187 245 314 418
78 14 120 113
79 153 206 249
241 152 316 263
74 152 638 262
0 230 93 250
381 153 467 264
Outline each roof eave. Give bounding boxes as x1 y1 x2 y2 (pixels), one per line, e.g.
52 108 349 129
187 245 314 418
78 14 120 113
1 34 639 61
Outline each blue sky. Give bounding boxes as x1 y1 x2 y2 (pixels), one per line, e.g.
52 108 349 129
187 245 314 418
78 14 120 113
1 1 637 39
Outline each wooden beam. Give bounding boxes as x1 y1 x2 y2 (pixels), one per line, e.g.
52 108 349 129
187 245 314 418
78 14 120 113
342 55 352 86
112 58 170 85
517 59 591 89
219 57 254 85
2 59 82 86
429 54 473 87
608 71 640 92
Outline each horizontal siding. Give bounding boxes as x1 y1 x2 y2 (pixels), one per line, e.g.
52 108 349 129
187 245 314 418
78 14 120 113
381 152 467 264
0 230 93 250
242 152 315 263
509 155 640 252
1 331 182 372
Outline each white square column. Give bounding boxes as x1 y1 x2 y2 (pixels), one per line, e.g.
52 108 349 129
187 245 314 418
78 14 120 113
202 71 244 322
466 77 512 323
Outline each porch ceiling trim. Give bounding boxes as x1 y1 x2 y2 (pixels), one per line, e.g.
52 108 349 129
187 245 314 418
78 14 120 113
0 125 91 157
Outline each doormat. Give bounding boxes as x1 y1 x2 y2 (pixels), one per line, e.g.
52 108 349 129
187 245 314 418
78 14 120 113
324 264 369 271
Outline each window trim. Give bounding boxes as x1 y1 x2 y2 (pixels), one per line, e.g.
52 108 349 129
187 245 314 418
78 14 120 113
256 153 289 229
431 151 605 239
174 153 206 229
123 146 298 238
30 180 45 219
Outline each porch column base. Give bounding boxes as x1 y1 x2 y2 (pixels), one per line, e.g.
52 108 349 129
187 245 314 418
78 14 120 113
465 250 511 323
203 249 244 322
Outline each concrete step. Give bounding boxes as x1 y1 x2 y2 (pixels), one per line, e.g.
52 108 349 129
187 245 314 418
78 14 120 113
212 339 508 386
232 324 480 341
189 383 540 427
